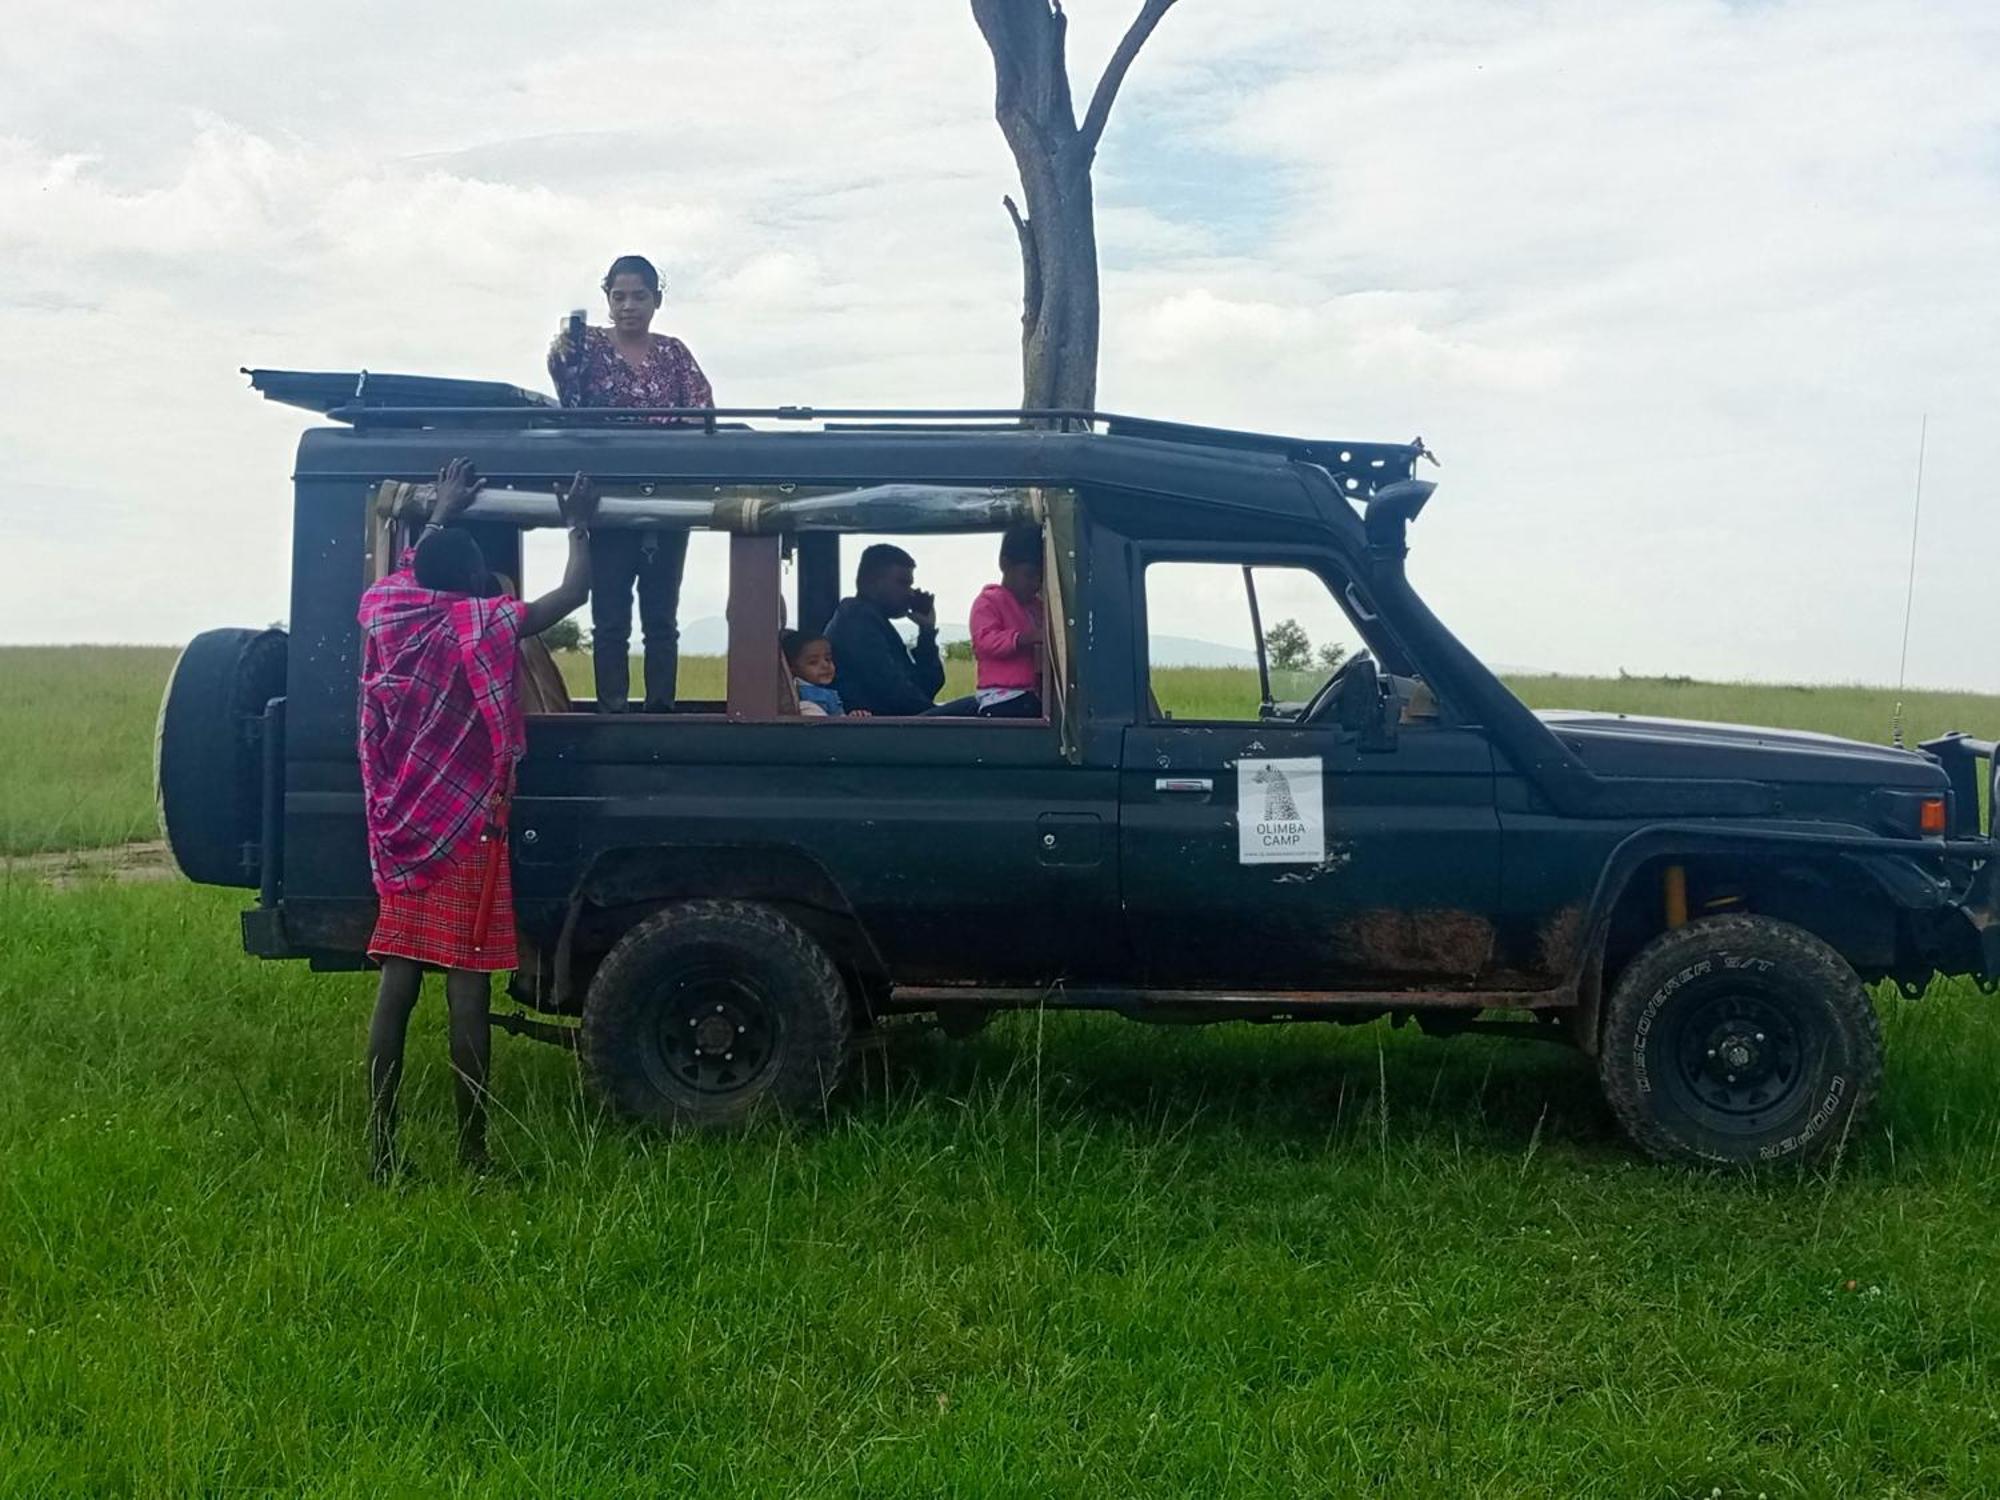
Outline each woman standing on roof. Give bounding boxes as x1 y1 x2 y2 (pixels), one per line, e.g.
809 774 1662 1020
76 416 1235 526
548 253 714 713
359 457 599 1179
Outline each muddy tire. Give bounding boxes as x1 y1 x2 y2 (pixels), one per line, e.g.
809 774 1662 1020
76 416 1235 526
1599 914 1882 1166
156 627 287 887
581 901 851 1129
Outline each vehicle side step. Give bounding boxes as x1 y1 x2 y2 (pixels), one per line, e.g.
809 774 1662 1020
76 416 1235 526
890 984 1568 1022
491 1010 580 1049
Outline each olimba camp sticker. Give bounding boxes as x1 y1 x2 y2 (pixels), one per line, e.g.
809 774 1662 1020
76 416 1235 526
1236 757 1325 865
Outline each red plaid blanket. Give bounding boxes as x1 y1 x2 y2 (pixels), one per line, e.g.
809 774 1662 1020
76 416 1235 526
357 560 524 895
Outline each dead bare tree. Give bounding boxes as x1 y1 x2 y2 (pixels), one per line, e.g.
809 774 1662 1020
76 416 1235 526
971 0 1178 412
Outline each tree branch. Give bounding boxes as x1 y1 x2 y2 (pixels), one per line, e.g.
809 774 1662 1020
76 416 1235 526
1077 0 1176 154
1003 194 1043 329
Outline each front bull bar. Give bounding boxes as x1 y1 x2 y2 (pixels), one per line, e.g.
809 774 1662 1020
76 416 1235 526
1922 733 2000 982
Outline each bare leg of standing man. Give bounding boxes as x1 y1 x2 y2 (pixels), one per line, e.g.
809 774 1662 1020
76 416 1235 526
444 968 493 1171
367 957 423 1181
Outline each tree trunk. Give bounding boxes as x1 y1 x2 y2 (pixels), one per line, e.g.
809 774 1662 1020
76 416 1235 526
972 0 1176 415
1017 160 1100 411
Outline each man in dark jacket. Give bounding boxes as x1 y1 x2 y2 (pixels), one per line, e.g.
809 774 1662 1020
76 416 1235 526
825 543 959 716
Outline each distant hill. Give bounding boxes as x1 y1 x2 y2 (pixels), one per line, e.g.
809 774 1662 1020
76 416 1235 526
677 616 733 655
1146 635 1257 668
677 615 1255 669
675 616 974 654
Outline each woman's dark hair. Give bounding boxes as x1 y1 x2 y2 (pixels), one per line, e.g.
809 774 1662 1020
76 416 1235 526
780 630 828 670
601 254 662 295
413 527 492 596
1000 523 1044 569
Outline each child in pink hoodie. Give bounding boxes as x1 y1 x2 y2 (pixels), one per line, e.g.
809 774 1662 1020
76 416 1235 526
969 524 1045 719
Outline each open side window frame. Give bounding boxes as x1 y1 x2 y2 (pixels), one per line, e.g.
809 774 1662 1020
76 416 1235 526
362 470 1073 729
1132 539 1448 729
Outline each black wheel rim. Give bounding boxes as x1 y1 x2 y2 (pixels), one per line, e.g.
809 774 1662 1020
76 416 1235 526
1663 981 1814 1132
646 960 783 1098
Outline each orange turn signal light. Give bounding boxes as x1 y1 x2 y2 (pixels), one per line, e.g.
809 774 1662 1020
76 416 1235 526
1920 797 1948 835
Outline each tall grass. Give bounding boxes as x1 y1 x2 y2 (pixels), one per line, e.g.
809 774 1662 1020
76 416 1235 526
1511 672 2000 745
0 647 177 855
3 878 2000 1493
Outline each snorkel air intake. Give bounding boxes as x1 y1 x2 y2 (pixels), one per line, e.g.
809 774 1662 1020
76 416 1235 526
1357 478 1774 819
1363 478 1435 559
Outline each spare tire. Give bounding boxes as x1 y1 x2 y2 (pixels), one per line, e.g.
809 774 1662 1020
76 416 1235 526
156 627 288 887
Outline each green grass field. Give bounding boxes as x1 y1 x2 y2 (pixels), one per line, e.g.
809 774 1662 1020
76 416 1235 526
8 645 2000 1493
0 647 180 856
6 882 2000 1494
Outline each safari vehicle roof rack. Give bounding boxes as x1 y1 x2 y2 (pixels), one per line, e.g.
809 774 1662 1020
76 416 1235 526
244 368 1432 491
244 368 555 416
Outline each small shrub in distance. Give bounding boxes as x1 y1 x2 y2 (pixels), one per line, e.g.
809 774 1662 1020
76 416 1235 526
540 618 587 654
1264 618 1312 673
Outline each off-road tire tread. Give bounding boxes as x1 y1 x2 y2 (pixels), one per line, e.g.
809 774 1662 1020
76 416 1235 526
1598 914 1883 1166
582 900 851 1129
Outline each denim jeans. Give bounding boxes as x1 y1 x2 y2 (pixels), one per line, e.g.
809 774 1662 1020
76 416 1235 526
590 529 689 713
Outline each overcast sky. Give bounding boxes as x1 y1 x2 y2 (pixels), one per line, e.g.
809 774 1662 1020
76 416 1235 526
4 0 1997 687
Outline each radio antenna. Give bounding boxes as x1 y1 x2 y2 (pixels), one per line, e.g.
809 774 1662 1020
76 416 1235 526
1890 413 1928 749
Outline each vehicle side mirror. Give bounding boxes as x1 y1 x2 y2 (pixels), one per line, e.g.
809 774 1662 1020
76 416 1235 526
1334 655 1377 731
1334 655 1396 751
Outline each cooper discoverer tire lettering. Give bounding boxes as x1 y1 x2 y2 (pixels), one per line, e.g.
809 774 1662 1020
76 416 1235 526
581 900 851 1129
1598 914 1883 1166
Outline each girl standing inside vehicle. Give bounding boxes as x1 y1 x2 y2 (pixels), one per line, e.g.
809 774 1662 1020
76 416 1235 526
548 254 714 713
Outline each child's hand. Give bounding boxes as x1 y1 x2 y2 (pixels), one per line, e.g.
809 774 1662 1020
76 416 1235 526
1019 619 1045 648
849 709 872 718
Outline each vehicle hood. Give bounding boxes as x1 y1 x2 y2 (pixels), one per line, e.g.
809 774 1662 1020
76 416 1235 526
1537 710 1945 789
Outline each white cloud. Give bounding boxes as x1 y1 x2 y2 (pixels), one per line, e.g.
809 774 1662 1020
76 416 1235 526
1 0 1997 695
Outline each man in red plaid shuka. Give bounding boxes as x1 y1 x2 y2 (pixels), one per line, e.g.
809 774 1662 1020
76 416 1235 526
359 458 598 1178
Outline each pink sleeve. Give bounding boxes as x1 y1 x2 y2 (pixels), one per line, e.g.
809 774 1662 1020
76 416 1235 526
970 593 1021 659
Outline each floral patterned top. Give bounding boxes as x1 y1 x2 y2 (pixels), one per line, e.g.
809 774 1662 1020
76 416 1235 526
548 326 714 417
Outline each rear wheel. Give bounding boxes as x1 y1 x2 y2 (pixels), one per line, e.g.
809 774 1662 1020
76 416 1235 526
581 901 851 1129
1599 914 1882 1166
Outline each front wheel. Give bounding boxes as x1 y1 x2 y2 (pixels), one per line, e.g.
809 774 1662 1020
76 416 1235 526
582 901 851 1129
1599 915 1883 1166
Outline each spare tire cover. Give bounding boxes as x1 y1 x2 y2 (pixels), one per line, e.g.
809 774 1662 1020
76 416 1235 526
155 627 288 887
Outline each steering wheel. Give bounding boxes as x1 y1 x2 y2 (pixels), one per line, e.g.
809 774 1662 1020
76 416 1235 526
1301 648 1376 725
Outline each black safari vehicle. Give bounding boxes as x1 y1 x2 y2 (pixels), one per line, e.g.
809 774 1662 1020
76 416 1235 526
156 372 2000 1165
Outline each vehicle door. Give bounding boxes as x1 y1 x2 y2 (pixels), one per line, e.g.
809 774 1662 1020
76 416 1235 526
1118 552 1502 990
